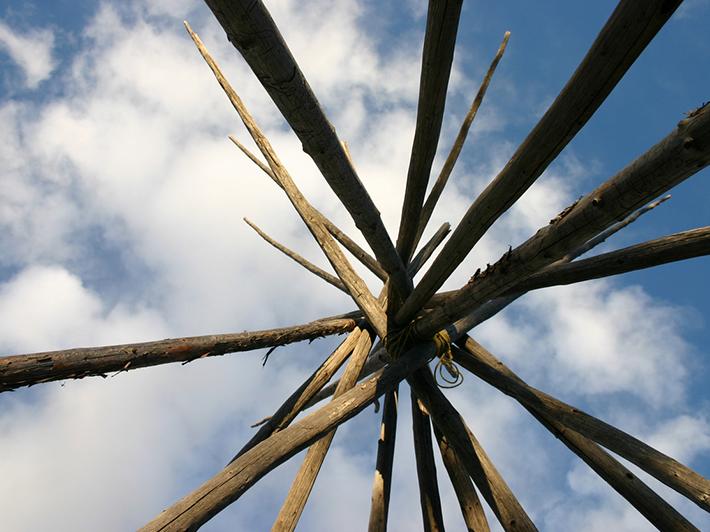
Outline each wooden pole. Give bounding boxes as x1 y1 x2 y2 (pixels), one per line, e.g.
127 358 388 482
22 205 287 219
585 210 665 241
0 317 356 392
198 3 413 298
453 336 710 513
413 31 510 251
396 0 463 262
230 328 363 462
397 0 683 325
433 425 490 532
273 329 374 531
140 341 436 532
413 102 710 338
368 387 398 532
514 226 710 292
184 23 388 337
230 135 388 282
411 393 446 531
409 370 537 531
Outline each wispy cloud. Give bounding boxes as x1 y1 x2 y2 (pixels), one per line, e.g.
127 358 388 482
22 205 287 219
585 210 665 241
0 20 55 89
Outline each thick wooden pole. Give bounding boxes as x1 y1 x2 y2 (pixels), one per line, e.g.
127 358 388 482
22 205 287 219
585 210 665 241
398 0 683 324
185 23 388 337
411 392 446 532
396 0 463 262
0 317 356 392
515 226 710 292
413 31 510 251
453 336 710 513
409 371 537 531
368 388 398 532
201 1 412 298
273 329 374 531
413 102 710 338
140 341 436 532
433 425 490 532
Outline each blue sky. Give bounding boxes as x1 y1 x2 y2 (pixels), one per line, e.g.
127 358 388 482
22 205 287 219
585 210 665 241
1 1 709 530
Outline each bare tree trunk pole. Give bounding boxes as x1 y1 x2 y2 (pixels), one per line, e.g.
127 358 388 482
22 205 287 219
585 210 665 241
140 341 436 532
368 387 399 532
411 392 446 531
413 102 710 338
398 0 683 324
433 425 490 532
0 317 356 393
272 329 374 531
396 0 463 262
230 328 363 462
409 370 537 531
184 23 388 337
453 336 710 513
413 31 510 251
201 1 412 298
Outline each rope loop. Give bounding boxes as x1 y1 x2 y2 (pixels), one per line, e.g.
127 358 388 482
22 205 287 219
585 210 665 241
433 330 463 389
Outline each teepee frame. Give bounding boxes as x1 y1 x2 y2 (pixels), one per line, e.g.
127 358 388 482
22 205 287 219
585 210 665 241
2 1 709 530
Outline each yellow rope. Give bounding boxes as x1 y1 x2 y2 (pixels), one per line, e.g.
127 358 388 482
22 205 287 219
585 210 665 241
433 330 463 389
385 325 463 388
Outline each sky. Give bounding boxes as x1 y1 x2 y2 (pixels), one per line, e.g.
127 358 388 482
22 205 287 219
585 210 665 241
0 0 709 530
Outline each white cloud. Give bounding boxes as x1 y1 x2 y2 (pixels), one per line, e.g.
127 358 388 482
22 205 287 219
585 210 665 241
0 20 55 89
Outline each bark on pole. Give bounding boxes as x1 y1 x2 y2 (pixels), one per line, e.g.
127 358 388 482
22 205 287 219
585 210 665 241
202 0 412 298
398 0 683 324
0 317 356 392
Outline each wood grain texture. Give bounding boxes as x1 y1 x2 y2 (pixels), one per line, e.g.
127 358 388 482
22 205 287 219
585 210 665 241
273 330 373 531
396 0 463 262
414 102 710 338
411 392 445 532
368 388 398 532
140 341 436 532
454 336 710 513
398 0 683 324
0 317 356 393
202 0 412 298
409 370 537 532
433 425 490 532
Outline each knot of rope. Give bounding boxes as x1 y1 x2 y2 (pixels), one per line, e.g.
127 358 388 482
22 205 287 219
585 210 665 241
433 330 463 389
383 322 417 359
